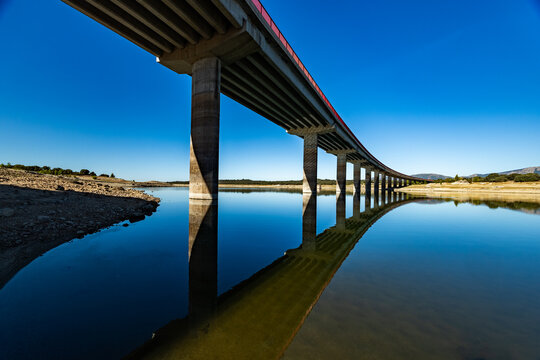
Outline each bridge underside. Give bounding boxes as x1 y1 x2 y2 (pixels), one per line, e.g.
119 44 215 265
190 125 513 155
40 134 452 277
63 0 429 199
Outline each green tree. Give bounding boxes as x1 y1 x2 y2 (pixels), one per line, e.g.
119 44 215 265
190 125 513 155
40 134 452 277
79 169 90 175
110 173 115 178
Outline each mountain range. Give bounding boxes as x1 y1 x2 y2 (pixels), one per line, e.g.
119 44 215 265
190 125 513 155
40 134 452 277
412 166 540 180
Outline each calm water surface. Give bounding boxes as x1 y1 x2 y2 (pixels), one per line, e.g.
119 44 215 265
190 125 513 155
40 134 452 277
0 188 539 359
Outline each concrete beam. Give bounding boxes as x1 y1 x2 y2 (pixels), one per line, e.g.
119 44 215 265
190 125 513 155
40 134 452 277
303 133 318 194
189 57 221 200
287 125 335 136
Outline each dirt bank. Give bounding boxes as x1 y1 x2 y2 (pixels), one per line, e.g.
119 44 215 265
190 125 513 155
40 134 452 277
0 168 160 289
396 181 540 201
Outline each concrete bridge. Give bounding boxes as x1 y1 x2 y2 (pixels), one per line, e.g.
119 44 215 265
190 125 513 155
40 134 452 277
62 0 430 199
124 192 423 359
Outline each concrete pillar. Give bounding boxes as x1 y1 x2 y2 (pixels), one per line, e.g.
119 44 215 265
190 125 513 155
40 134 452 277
189 199 218 324
189 57 221 200
373 170 380 208
336 193 346 230
302 194 317 251
374 170 380 196
365 168 372 197
353 163 361 196
381 173 387 192
303 133 318 194
336 154 347 195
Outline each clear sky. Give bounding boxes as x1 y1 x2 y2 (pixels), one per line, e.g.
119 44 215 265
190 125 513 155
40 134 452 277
1 0 539 181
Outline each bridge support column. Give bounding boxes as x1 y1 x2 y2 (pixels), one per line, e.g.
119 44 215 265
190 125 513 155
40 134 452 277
353 163 361 196
365 168 372 197
381 173 387 192
189 57 221 201
374 170 380 195
303 134 318 194
336 154 347 195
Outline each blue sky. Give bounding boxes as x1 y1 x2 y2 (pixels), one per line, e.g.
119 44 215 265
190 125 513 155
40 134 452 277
1 0 539 181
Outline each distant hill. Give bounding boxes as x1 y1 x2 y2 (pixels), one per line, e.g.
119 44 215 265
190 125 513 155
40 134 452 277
468 166 540 178
411 173 451 180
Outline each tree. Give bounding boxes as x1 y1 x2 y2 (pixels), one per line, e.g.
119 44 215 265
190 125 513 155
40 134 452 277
454 174 460 181
79 169 90 175
110 173 115 178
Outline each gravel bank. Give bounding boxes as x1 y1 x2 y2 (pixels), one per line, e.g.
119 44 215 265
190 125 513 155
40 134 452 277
0 168 160 289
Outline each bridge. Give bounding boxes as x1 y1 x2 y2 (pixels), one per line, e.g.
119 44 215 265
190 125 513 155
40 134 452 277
62 0 430 199
124 192 423 359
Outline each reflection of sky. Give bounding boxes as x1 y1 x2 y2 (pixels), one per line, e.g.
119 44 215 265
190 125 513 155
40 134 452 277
0 189 539 359
0 0 539 180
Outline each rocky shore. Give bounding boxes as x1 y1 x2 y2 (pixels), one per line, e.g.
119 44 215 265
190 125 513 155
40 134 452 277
0 168 160 289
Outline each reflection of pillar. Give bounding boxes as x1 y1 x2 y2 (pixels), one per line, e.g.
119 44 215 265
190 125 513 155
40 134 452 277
353 163 361 196
302 194 317 251
189 57 221 200
381 188 387 206
365 168 372 197
336 193 346 230
189 199 218 324
364 192 371 211
353 191 360 219
336 154 347 195
303 134 318 194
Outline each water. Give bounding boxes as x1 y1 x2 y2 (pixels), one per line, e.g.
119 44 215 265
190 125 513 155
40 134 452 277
0 188 539 359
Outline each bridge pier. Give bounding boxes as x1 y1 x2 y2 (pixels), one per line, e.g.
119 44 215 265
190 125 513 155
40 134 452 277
303 134 318 194
336 154 347 195
353 163 361 196
374 170 380 196
381 173 387 193
365 168 372 197
189 57 221 201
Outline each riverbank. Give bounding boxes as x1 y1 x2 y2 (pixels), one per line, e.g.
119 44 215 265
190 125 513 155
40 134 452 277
397 181 540 202
0 168 160 289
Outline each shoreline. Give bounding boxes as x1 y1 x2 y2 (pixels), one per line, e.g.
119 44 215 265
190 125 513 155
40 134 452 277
0 168 160 289
396 182 540 203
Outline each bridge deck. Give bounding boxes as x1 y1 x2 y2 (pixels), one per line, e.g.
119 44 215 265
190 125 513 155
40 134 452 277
62 0 428 182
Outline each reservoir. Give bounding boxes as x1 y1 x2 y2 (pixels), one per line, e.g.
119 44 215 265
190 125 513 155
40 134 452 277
1 188 539 359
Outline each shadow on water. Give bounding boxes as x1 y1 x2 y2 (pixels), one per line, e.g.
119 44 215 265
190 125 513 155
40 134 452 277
124 191 540 360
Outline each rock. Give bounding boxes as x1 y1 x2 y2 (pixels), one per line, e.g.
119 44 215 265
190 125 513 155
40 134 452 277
0 208 15 217
56 185 65 191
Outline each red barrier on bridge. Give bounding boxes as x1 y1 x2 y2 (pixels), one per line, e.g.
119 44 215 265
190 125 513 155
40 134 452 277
249 2 359 143
249 0 418 179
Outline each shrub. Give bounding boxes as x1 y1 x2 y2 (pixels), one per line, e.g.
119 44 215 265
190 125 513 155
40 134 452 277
79 169 90 175
514 173 540 182
492 175 509 182
99 174 109 177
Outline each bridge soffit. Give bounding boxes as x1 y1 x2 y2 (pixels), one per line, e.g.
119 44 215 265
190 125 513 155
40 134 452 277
287 125 335 136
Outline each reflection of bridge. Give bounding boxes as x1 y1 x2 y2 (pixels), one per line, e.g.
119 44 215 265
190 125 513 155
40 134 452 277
125 192 420 359
62 0 430 201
